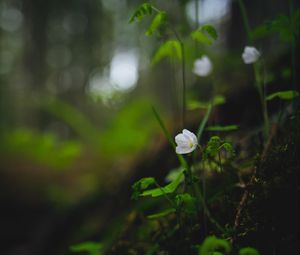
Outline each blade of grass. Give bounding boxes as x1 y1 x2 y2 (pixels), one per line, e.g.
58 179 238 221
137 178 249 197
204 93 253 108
196 103 213 142
152 106 176 148
193 103 212 191
152 106 188 169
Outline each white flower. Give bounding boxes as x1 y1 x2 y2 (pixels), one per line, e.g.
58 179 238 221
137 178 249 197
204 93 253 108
242 46 260 64
193 55 213 77
175 129 198 154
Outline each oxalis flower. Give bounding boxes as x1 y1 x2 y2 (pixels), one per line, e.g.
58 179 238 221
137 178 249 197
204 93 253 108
193 55 213 77
242 46 260 64
175 129 198 154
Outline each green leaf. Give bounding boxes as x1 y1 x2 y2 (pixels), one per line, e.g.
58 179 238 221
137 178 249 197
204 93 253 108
266 90 299 101
141 171 184 197
191 30 213 45
251 23 273 40
152 40 182 64
203 136 234 161
145 11 167 36
147 208 176 219
212 95 226 106
206 125 239 132
176 193 198 215
131 177 156 200
70 242 103 255
133 177 156 190
191 24 217 46
272 15 293 42
203 136 221 160
201 24 218 40
252 10 300 42
188 95 226 110
165 167 184 182
129 3 153 23
199 236 231 255
222 142 234 154
239 247 260 255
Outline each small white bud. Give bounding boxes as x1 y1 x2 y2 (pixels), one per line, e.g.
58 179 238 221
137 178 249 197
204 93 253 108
242 46 260 64
193 55 213 77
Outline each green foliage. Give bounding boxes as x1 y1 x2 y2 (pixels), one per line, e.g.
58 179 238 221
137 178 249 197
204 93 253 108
141 171 184 198
203 136 222 159
176 193 198 215
191 30 213 45
145 11 167 36
43 98 100 146
239 247 260 255
195 103 213 148
152 106 175 148
101 100 157 158
165 167 184 182
198 236 231 255
266 90 299 101
187 95 226 110
201 24 218 40
1 128 81 169
281 68 291 79
147 208 176 219
152 40 182 64
222 142 234 155
206 125 239 132
129 3 153 23
191 24 218 46
132 177 156 200
70 242 103 255
252 10 300 42
203 136 234 161
129 3 167 37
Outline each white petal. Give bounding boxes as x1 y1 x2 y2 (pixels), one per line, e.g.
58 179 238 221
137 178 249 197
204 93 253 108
182 129 198 144
176 145 195 154
175 133 188 145
175 129 198 154
242 46 260 64
193 55 212 76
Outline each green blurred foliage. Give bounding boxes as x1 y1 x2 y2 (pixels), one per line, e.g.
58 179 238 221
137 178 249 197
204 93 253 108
198 236 231 255
70 241 103 255
0 128 81 169
99 100 157 159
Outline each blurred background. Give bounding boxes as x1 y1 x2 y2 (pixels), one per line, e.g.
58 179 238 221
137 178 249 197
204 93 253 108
0 0 297 254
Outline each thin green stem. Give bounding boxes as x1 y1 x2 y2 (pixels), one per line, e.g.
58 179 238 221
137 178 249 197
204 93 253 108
152 106 188 169
254 64 269 140
238 0 269 141
194 184 227 234
181 42 186 128
218 151 223 172
151 6 161 14
237 0 252 43
167 26 186 128
195 0 199 29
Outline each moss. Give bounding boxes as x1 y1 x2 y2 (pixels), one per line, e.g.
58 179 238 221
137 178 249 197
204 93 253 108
237 115 299 254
